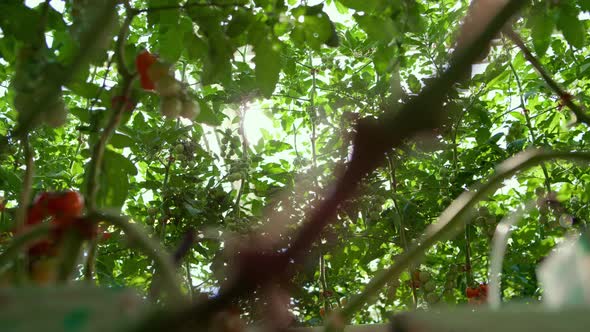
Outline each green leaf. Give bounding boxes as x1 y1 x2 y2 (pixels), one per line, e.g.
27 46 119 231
303 13 333 49
407 74 421 94
226 9 253 38
202 32 233 85
195 101 222 126
184 32 207 62
529 9 554 56
110 133 134 149
557 8 585 48
158 26 183 62
69 107 91 123
95 150 135 210
337 0 385 12
354 14 397 43
52 30 78 64
147 0 180 26
65 81 102 100
0 167 21 192
254 37 282 97
0 2 38 43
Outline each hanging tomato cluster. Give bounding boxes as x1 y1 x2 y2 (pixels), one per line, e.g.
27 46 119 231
135 50 200 120
20 191 105 258
465 283 488 305
12 47 70 129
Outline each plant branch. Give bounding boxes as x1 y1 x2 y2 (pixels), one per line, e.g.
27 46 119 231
85 6 137 211
83 75 135 280
339 149 590 319
87 211 185 303
503 29 590 125
0 223 52 272
129 2 528 331
116 12 134 80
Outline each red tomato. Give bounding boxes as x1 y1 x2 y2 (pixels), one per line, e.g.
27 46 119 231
465 287 480 298
46 191 84 218
136 50 158 75
28 239 58 257
26 205 47 225
101 232 112 241
33 192 53 211
468 297 483 305
140 74 156 91
136 51 158 90
479 283 488 296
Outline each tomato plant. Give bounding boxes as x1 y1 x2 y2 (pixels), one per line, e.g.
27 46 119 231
0 0 590 330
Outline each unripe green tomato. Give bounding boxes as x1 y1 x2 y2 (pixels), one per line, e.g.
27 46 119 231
227 172 242 181
148 207 158 215
160 96 182 118
423 281 436 292
425 292 439 304
174 144 184 154
180 100 200 120
155 75 181 97
418 271 431 283
535 187 545 197
176 154 186 161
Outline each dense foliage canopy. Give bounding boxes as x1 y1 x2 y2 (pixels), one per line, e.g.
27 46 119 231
1 0 590 328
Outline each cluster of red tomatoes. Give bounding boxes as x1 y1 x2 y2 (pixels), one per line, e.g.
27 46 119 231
465 283 488 305
20 191 109 258
135 50 200 120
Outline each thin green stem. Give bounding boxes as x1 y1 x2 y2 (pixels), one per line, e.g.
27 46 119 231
504 29 590 125
507 61 552 194
386 157 417 308
15 136 34 230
